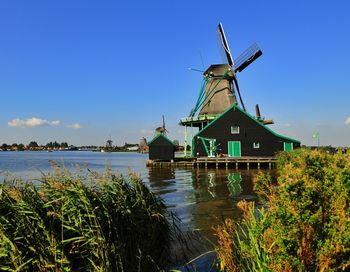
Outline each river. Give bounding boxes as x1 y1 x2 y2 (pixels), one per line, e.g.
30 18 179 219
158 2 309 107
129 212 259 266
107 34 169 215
0 151 262 270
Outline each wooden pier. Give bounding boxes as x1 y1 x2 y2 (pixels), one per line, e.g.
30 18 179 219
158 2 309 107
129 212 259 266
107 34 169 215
147 156 276 169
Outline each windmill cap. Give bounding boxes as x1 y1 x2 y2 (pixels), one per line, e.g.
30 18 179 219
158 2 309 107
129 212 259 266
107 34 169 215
204 64 235 78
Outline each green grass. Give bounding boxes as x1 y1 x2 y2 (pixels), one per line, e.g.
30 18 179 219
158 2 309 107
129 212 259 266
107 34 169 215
0 167 174 271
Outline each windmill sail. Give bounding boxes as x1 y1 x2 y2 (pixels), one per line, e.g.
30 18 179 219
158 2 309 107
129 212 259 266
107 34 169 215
255 104 262 119
234 43 262 73
217 23 234 66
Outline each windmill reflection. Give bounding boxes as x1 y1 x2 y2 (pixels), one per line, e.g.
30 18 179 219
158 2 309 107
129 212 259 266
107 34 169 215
227 172 242 197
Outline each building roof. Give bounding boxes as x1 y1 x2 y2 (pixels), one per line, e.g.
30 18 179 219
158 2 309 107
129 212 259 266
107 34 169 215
147 133 177 146
193 103 301 144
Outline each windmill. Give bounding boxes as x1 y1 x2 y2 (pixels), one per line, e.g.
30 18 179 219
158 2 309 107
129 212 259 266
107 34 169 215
255 104 274 125
194 23 263 116
180 23 270 157
155 115 168 135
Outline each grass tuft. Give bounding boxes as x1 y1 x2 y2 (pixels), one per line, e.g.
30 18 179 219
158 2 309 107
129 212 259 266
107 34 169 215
0 166 174 271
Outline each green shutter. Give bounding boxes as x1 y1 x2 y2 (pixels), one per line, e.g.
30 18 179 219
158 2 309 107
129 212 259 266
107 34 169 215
284 142 293 152
228 141 241 157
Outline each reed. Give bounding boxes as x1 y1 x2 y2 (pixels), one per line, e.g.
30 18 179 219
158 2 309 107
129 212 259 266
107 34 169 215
215 149 350 271
0 167 173 271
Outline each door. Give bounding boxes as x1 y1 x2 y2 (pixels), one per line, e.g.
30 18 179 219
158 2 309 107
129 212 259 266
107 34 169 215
228 141 241 157
284 142 293 152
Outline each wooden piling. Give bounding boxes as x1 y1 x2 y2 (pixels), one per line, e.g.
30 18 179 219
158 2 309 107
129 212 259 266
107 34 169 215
146 156 276 169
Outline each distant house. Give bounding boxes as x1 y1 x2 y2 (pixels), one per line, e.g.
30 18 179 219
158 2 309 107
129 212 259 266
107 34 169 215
192 104 300 157
148 134 176 161
127 146 139 151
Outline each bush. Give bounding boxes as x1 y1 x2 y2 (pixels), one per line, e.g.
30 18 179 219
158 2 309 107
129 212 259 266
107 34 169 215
215 149 350 271
0 167 173 271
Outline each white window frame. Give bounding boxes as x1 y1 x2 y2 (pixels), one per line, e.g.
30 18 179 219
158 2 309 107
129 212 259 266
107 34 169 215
231 126 240 134
253 142 260 149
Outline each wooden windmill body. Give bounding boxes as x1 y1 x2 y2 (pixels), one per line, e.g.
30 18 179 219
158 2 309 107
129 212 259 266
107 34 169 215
199 64 237 116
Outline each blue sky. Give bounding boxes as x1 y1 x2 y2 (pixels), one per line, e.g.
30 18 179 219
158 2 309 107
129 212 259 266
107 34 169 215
0 0 350 146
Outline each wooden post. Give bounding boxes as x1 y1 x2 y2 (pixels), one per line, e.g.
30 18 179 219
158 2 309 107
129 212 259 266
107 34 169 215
216 163 218 169
235 162 238 170
184 126 187 157
190 124 193 153
247 162 250 170
258 162 260 170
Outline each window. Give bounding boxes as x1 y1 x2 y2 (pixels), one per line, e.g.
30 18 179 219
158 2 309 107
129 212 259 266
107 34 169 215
231 126 240 134
253 142 260 149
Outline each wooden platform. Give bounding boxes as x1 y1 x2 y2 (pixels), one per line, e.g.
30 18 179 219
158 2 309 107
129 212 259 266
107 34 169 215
147 156 276 169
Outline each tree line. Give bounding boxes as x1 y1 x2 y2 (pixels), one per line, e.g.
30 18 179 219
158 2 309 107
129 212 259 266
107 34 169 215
1 141 71 151
0 140 139 151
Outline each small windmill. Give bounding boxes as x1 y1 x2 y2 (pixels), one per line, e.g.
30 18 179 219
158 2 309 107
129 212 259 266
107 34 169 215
155 115 168 135
195 23 263 116
255 104 274 125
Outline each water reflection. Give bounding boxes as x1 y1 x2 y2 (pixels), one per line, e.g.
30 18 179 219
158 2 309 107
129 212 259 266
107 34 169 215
147 167 261 243
227 173 242 197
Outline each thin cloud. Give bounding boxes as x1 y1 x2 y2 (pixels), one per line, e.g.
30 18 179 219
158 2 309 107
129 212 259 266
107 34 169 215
140 129 153 135
66 123 83 129
51 120 61 126
8 117 60 128
345 117 350 125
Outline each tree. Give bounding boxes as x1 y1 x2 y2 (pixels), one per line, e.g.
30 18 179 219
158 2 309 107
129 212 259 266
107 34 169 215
60 142 68 148
1 143 8 150
18 144 25 151
28 141 39 149
106 139 113 149
46 142 53 149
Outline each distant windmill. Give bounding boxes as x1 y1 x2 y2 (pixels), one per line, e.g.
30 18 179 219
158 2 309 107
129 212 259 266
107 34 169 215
255 104 274 125
103 136 113 152
195 23 263 117
155 115 168 135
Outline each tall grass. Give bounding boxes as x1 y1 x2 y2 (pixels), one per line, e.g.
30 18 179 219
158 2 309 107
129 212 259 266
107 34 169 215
0 167 173 271
214 149 350 271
